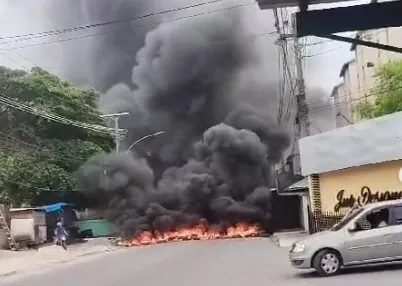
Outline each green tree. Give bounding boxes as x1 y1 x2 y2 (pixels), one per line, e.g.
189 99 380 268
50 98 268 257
356 60 402 119
0 67 112 206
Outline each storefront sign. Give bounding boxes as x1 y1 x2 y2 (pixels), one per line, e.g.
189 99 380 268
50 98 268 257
334 186 402 212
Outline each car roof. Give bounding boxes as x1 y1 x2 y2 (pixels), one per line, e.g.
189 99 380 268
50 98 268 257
363 199 402 210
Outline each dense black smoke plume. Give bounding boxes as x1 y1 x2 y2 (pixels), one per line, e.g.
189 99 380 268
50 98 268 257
78 9 290 236
41 0 152 90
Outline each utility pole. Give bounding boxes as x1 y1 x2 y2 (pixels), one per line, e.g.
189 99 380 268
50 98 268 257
100 112 129 153
274 12 310 175
292 14 310 139
291 14 310 175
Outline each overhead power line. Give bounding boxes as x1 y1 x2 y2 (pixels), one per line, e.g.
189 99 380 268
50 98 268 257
0 43 101 116
0 2 258 50
307 82 396 109
0 0 230 41
0 130 87 162
309 84 402 113
0 93 122 135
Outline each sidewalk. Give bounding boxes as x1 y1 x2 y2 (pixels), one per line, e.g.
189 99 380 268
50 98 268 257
271 230 309 248
0 238 119 279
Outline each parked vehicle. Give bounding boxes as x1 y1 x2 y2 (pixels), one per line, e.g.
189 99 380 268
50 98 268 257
289 199 402 276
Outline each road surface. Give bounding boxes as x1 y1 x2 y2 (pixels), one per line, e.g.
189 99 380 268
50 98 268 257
3 238 402 286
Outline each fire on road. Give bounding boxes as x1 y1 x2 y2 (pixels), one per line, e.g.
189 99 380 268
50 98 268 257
121 223 260 247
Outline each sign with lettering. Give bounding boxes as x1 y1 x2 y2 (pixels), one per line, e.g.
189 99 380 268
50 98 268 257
334 186 402 212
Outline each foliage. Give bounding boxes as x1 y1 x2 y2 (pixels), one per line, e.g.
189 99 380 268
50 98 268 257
356 60 402 119
0 67 112 206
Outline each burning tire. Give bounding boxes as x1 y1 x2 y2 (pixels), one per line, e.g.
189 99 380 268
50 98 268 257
312 249 342 277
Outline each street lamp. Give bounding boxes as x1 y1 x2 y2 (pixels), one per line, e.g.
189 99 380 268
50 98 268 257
126 131 165 153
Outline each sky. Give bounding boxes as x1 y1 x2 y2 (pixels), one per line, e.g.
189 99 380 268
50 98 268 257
0 0 369 133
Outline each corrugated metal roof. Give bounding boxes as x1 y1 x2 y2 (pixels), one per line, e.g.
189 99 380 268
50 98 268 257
40 202 74 213
10 207 43 212
284 177 308 191
299 111 402 175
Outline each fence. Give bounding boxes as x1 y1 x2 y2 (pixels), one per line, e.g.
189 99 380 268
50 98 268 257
309 210 345 233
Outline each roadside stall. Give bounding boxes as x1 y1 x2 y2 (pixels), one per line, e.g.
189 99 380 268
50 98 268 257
39 202 79 241
9 207 47 247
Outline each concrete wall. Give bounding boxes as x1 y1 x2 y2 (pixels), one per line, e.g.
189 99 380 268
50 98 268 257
317 160 402 213
334 27 402 123
333 84 351 128
343 60 361 123
351 27 402 119
0 229 8 249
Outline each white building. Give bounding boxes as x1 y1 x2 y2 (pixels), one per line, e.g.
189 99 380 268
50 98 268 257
332 27 402 124
330 83 350 128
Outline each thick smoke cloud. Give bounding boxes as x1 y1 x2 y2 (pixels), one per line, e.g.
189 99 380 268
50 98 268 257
79 123 275 236
78 9 289 236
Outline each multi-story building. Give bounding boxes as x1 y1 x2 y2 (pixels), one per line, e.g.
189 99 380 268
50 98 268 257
332 27 402 124
330 83 350 128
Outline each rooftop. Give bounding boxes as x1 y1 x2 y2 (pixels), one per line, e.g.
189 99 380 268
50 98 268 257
284 177 308 192
299 111 402 175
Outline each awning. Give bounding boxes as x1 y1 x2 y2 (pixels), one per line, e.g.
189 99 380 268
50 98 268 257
40 203 74 213
283 177 309 193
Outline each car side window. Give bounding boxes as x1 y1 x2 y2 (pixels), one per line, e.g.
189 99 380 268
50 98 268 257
391 205 402 225
356 207 391 231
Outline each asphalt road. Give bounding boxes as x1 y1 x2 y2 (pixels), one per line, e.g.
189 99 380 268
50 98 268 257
4 238 402 286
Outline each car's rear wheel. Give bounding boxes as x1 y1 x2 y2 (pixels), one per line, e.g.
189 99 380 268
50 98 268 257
313 249 341 277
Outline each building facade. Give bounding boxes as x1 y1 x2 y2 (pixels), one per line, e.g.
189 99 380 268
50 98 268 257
299 111 402 218
332 27 402 124
331 83 350 128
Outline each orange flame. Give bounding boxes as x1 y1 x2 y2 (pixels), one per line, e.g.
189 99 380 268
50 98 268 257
122 222 261 247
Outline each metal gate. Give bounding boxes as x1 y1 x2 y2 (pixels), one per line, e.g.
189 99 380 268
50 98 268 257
271 192 302 231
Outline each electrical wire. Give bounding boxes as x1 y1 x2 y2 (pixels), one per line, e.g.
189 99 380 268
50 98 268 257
0 0 231 41
0 131 88 162
305 81 390 108
0 170 72 192
0 1 256 50
309 84 402 113
310 123 322 133
0 45 102 116
0 94 118 135
302 48 338 58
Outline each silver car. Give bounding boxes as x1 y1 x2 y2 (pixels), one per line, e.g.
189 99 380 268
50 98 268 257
289 199 402 276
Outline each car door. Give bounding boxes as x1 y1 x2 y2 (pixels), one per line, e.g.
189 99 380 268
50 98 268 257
389 205 402 258
342 206 395 265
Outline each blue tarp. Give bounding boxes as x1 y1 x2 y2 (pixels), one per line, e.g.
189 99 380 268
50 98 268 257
40 203 74 213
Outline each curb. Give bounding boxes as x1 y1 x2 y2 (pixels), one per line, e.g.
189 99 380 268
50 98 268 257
76 248 116 258
0 247 119 280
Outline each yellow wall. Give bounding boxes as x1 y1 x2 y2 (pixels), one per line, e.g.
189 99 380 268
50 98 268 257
318 160 402 213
